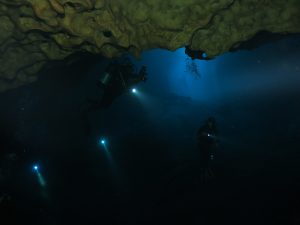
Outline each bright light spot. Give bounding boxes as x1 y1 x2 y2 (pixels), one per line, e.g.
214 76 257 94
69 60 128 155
202 52 207 58
99 138 106 145
32 164 46 187
132 88 137 93
33 165 39 171
99 138 110 152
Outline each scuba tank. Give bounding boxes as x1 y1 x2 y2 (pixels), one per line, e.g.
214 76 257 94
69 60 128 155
97 72 112 88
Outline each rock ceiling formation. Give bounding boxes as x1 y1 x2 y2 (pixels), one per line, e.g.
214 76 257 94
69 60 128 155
0 0 299 92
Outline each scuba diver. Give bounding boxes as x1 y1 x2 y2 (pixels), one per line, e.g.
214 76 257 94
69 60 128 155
185 46 213 60
80 58 147 133
197 117 218 182
85 58 147 110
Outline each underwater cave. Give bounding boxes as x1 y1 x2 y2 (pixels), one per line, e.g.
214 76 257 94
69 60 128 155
0 1 300 225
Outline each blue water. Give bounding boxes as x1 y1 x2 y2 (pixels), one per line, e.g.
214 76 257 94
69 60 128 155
0 35 300 225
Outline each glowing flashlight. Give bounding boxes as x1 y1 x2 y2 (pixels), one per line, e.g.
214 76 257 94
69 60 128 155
99 138 106 145
207 133 216 139
207 133 214 138
33 165 39 171
32 164 46 187
131 88 137 93
99 138 109 152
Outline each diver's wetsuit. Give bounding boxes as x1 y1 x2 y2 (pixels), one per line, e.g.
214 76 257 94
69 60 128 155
90 63 146 110
81 61 147 134
197 122 218 168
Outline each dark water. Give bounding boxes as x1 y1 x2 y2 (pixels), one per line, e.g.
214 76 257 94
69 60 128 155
0 36 300 225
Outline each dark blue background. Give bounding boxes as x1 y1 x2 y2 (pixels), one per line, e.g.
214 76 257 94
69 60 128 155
0 35 300 225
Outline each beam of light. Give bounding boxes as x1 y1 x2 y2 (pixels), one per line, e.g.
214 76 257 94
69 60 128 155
127 86 161 116
129 90 165 123
33 164 46 187
99 138 109 152
166 48 222 103
96 137 120 185
130 88 157 107
103 144 109 152
100 139 106 145
37 171 46 187
99 138 108 151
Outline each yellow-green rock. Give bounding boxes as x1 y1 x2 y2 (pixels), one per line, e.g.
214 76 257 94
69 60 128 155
0 0 299 92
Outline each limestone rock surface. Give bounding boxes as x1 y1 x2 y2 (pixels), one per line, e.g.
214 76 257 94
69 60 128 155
0 0 299 92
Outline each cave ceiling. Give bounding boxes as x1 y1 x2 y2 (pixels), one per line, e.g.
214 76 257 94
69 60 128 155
0 0 299 92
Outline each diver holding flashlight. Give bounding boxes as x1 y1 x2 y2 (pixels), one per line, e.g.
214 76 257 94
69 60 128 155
89 58 147 109
197 117 218 181
80 58 147 134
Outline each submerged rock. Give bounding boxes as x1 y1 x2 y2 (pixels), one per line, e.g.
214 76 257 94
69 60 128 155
0 0 299 92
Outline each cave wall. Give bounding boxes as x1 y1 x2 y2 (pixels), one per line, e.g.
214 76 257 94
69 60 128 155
0 0 299 92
